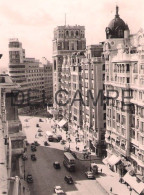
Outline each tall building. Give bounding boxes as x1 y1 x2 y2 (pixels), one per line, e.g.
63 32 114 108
9 39 53 112
81 44 106 156
53 25 86 118
0 74 27 195
104 6 144 181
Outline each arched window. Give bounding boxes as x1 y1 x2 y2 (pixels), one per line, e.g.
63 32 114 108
76 31 79 36
66 31 69 36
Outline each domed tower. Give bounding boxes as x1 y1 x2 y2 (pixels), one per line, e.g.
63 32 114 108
105 6 129 39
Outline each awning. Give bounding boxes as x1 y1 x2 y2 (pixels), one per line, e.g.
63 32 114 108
102 157 109 165
107 155 121 166
58 119 68 128
123 172 144 194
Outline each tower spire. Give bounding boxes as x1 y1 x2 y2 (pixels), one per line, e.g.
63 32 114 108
115 5 119 18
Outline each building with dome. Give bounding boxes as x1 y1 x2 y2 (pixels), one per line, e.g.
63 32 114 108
105 6 129 39
103 6 144 189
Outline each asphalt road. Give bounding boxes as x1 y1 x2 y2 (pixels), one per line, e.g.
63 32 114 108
24 145 107 195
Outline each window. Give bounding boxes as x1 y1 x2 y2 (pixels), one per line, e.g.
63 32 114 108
127 77 130 83
66 31 69 36
76 31 79 36
126 64 130 72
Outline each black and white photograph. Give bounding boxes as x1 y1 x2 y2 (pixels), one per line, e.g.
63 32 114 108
0 0 144 194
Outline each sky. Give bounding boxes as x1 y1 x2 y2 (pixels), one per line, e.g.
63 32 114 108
0 0 144 70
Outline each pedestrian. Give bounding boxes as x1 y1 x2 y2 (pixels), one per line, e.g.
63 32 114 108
110 187 112 193
101 168 102 173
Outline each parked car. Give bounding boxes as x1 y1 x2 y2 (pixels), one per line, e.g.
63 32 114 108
21 153 28 161
48 135 53 142
53 161 61 169
31 145 37 152
54 186 64 194
31 154 37 161
64 175 73 184
44 141 49 146
34 141 40 146
85 171 95 179
26 174 33 183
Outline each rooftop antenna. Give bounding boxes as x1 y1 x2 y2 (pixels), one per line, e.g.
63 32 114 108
65 13 66 26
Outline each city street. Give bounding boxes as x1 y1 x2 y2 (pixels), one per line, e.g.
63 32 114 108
20 116 107 195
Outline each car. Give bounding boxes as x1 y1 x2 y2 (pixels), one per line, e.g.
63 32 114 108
53 161 61 169
31 154 37 161
38 129 43 132
44 141 49 146
34 141 40 146
57 135 62 141
54 186 64 194
60 140 66 145
26 174 33 183
21 153 28 161
48 135 53 142
64 175 73 184
31 145 37 152
85 171 95 179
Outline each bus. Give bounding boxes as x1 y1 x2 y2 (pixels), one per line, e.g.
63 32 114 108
63 152 76 172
